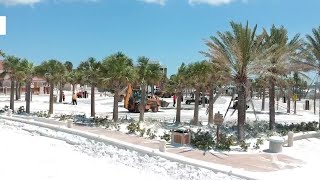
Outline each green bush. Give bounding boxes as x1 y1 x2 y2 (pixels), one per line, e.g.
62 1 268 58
253 138 264 150
139 128 146 137
127 122 140 134
160 132 171 142
146 128 151 136
149 131 157 139
239 140 250 151
275 121 319 134
191 129 215 151
93 116 109 126
216 134 234 151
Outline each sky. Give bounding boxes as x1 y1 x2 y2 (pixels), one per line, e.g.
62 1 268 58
0 0 320 76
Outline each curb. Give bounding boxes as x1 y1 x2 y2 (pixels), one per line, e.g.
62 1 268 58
0 115 258 180
283 130 320 144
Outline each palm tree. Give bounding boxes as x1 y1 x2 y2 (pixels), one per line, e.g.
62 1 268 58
169 63 188 124
302 26 320 128
188 61 211 125
35 60 66 114
78 57 101 117
3 56 20 111
65 61 73 72
204 21 264 141
135 56 162 122
253 25 303 130
204 61 230 124
101 52 134 121
67 69 81 95
15 60 30 100
17 59 34 113
55 61 73 103
0 50 5 57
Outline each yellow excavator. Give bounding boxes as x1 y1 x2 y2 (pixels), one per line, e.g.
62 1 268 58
123 84 162 113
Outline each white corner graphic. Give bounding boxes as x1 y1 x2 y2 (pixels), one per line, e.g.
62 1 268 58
0 16 6 35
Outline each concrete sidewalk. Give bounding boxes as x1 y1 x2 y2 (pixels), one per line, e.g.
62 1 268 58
20 117 304 173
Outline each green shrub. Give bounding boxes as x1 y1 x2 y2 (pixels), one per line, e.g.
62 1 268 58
146 128 151 136
160 132 171 142
127 122 140 134
149 131 157 139
139 128 146 137
239 140 250 152
93 116 109 126
253 138 264 150
215 134 234 151
275 121 319 134
191 129 215 151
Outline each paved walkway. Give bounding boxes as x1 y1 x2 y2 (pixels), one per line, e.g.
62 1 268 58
22 117 304 173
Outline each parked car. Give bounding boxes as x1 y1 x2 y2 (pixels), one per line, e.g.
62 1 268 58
185 96 209 105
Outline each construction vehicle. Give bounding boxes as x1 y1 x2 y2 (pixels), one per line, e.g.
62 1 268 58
123 84 162 113
185 92 209 105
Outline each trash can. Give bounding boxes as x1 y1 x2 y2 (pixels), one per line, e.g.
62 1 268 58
171 128 190 145
305 100 310 110
53 95 57 103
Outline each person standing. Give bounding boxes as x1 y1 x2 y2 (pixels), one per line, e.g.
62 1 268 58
72 93 77 105
173 94 177 107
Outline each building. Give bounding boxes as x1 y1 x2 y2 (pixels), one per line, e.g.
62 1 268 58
0 60 48 95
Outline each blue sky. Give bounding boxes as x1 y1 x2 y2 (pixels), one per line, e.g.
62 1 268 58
0 0 320 76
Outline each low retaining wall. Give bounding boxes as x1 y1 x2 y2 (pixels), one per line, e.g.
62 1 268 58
283 131 320 144
0 115 257 180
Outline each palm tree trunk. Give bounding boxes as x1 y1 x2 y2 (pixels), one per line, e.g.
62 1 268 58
261 88 265 111
113 88 119 121
237 85 246 141
258 88 262 99
91 85 95 117
10 78 15 110
202 89 206 108
72 83 76 94
287 91 291 114
59 83 63 103
15 81 19 100
49 81 54 114
192 87 200 125
175 91 182 124
139 84 146 122
299 88 302 101
18 82 22 100
269 79 276 130
151 85 154 95
208 86 214 124
26 79 31 113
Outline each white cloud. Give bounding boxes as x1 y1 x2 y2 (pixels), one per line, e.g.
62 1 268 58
0 0 98 6
188 0 235 6
0 0 42 6
138 0 166 6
